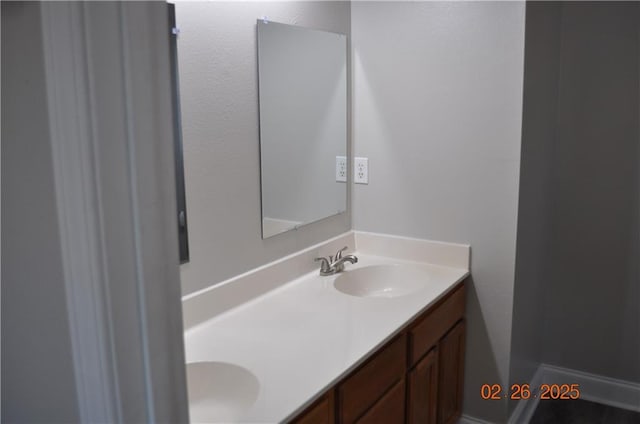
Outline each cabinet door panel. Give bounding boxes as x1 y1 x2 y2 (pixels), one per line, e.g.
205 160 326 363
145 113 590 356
408 348 438 424
437 320 465 424
355 379 405 424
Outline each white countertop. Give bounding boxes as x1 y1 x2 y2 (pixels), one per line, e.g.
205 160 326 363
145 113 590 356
183 250 469 423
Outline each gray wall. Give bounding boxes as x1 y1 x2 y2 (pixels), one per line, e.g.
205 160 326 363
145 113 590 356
351 2 526 422
511 5 640 416
175 2 351 296
509 2 561 414
543 1 640 382
1 2 79 422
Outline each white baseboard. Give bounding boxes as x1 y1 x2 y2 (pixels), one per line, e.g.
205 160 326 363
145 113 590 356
463 364 640 424
541 364 640 412
507 365 544 424
504 363 640 424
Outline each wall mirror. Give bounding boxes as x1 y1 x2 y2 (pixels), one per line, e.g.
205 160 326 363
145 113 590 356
257 20 347 239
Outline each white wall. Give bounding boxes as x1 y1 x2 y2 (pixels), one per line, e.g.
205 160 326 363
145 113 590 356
351 2 525 422
1 3 80 421
175 2 351 295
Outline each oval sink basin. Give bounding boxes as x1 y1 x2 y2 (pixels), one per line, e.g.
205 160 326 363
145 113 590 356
186 361 260 422
334 264 430 298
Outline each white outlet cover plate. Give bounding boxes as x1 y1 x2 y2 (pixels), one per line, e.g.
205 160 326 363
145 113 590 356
354 157 368 184
335 156 347 182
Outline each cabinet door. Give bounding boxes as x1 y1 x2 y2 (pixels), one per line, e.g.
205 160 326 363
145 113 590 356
355 379 405 424
407 348 438 424
437 320 465 424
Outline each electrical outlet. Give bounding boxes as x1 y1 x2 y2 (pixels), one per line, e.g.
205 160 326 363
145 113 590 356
336 156 347 182
354 157 368 184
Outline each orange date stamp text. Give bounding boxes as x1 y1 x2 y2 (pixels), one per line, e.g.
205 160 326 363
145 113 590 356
480 383 581 400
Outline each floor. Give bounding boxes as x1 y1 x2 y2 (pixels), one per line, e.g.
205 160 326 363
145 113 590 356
530 399 640 424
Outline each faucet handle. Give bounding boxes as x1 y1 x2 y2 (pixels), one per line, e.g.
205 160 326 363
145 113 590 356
335 246 348 260
314 257 332 274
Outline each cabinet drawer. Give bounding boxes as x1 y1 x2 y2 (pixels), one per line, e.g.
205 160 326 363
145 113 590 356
409 284 465 366
355 379 405 424
292 391 335 424
338 333 406 423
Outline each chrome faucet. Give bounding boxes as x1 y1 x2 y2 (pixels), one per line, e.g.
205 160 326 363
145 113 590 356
314 246 358 276
332 246 358 272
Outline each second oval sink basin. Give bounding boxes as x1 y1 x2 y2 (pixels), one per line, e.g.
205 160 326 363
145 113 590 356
334 264 430 298
186 361 260 422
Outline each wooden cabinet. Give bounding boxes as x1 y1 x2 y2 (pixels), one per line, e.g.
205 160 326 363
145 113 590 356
436 321 465 424
407 348 438 424
292 392 335 424
408 285 466 367
408 284 466 424
338 334 406 423
356 379 405 424
291 281 467 424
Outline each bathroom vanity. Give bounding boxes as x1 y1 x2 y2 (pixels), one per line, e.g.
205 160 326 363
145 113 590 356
182 231 469 423
176 16 470 421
